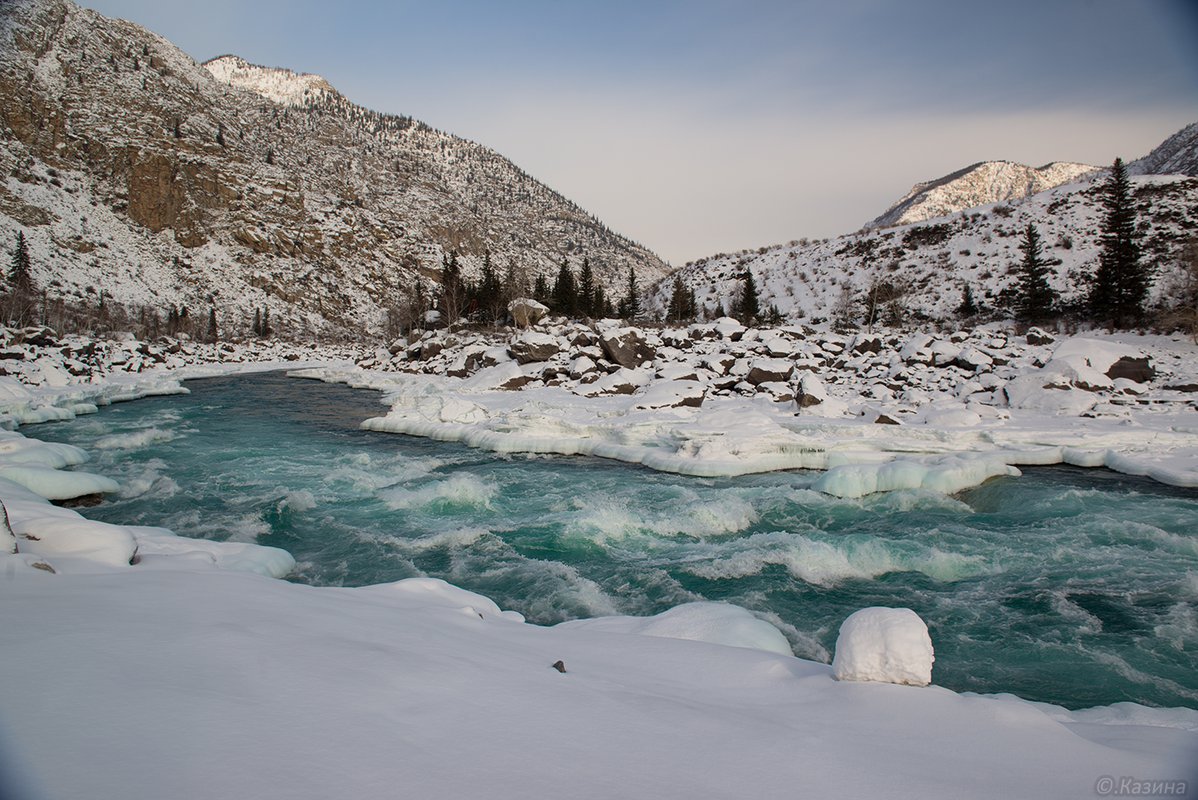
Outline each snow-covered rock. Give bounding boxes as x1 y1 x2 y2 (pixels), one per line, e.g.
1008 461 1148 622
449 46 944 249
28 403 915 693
832 607 935 686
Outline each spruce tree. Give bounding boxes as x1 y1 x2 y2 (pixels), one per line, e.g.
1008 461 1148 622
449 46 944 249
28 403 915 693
619 266 640 320
533 273 551 306
439 251 466 325
957 284 978 317
262 307 271 338
1015 223 1057 324
1089 157 1149 328
207 308 218 343
552 258 577 318
253 308 262 336
9 232 32 293
577 258 596 317
739 269 760 325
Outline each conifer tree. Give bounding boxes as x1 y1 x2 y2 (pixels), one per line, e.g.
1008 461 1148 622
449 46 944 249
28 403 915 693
667 276 696 324
253 308 262 336
261 307 271 338
578 258 596 317
439 251 467 325
1089 157 1149 328
206 308 218 343
9 232 32 293
739 269 760 325
552 258 578 318
6 232 35 327
957 284 978 317
619 266 640 320
1015 223 1057 324
533 273 551 306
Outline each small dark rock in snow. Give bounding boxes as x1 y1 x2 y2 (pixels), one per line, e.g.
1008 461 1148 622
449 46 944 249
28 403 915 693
551 660 567 674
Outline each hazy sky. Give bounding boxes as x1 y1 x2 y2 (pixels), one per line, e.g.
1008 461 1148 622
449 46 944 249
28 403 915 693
82 0 1198 264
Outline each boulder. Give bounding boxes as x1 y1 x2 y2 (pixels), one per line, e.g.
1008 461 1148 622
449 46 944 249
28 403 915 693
1025 327 1055 346
1105 356 1154 383
746 358 794 386
795 373 828 409
599 328 656 369
507 298 549 328
508 332 560 365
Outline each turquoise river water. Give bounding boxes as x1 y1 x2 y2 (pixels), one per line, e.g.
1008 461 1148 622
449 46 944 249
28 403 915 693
30 372 1198 710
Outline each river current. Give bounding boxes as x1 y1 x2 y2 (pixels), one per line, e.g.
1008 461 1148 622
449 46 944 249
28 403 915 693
32 372 1198 710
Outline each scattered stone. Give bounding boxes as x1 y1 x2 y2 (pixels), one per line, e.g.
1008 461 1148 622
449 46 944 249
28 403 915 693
874 414 901 425
509 332 561 365
746 358 794 386
551 660 567 673
599 328 656 369
1025 328 1055 346
1105 356 1154 383
508 298 549 328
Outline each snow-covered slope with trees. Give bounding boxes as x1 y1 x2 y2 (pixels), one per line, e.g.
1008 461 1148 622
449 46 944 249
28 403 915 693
865 160 1098 229
0 0 668 339
655 123 1198 327
654 170 1197 325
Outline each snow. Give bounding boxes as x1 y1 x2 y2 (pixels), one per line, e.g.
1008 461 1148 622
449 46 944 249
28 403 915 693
831 607 935 686
2 328 1198 799
557 601 794 656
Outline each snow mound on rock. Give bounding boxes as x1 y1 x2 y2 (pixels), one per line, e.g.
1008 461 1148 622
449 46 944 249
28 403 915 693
832 607 934 686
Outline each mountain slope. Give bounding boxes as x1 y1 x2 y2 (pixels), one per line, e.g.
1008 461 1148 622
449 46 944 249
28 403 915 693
1131 121 1198 177
865 160 1098 229
653 173 1198 324
0 0 668 337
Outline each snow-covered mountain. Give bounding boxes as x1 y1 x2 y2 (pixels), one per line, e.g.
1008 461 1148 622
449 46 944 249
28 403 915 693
653 173 1198 324
655 123 1198 325
865 160 1098 229
0 0 668 337
1131 121 1198 177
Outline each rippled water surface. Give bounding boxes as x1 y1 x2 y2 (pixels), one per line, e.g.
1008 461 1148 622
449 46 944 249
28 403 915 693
33 372 1198 709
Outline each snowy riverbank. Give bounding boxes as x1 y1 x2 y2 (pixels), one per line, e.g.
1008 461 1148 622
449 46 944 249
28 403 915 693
2 323 1198 798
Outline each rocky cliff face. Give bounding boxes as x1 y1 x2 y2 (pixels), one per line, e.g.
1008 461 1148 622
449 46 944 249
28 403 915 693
0 0 668 337
866 161 1098 229
1131 122 1198 178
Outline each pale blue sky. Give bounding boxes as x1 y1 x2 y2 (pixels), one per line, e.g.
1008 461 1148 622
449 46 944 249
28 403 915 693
83 0 1198 264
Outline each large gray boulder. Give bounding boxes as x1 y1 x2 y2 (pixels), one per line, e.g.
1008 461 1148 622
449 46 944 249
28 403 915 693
599 327 656 369
508 332 561 365
508 298 549 329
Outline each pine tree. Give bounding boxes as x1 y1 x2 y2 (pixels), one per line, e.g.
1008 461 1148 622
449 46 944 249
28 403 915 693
253 308 262 336
619 266 640 320
206 308 218 343
577 258 596 317
552 258 577 318
1089 157 1149 328
739 269 760 325
533 273 551 306
439 251 466 325
475 251 503 323
667 276 696 324
1015 223 1057 324
957 284 978 317
261 307 271 338
8 231 33 294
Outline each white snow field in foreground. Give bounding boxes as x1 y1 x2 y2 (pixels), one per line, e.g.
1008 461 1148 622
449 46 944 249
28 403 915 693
3 565 1197 800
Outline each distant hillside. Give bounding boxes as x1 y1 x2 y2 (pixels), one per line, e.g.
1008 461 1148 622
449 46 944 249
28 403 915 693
1131 121 1198 178
0 0 669 337
865 161 1097 230
652 174 1198 324
654 122 1198 326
